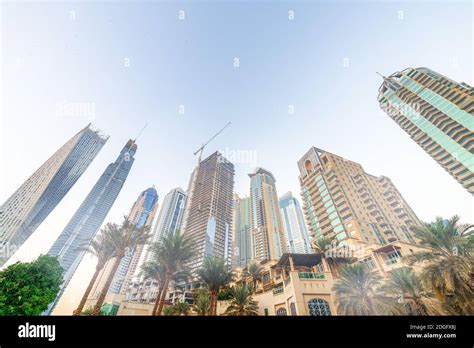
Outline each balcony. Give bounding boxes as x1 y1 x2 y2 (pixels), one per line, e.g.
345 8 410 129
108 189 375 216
273 286 284 296
385 257 399 266
298 272 325 280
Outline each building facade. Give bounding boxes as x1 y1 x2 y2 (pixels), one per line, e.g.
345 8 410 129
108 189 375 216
122 187 187 306
298 147 421 249
378 67 474 194
0 123 107 267
232 194 253 268
182 151 235 277
45 139 137 314
279 192 311 254
249 168 288 262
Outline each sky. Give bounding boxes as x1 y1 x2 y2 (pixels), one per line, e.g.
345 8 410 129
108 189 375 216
1 0 472 314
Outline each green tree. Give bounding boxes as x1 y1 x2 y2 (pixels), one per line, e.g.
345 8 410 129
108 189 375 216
148 230 195 316
192 288 211 316
73 231 114 316
163 301 190 316
333 263 398 315
405 216 473 315
197 256 233 315
92 217 151 315
224 285 259 316
312 237 354 275
245 262 263 292
0 255 63 315
382 267 443 315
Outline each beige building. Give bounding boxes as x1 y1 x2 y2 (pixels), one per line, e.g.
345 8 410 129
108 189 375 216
297 147 422 248
249 168 288 262
228 239 427 316
378 67 474 194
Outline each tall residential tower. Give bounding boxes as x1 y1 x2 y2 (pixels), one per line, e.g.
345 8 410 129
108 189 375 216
45 139 137 314
249 168 288 262
232 194 252 268
279 192 311 254
0 124 107 267
378 67 474 194
182 152 234 277
298 147 421 248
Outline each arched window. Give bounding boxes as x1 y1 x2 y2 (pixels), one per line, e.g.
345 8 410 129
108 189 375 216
308 298 331 316
290 302 297 316
276 308 287 316
304 160 313 173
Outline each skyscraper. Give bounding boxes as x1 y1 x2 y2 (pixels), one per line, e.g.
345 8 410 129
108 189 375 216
146 187 187 259
298 147 421 248
249 167 288 262
123 187 187 304
0 123 107 267
109 187 159 294
182 151 234 277
279 192 311 254
377 67 474 194
232 194 252 268
45 139 137 314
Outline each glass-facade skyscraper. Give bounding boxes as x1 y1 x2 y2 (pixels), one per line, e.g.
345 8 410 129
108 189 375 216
378 67 474 194
0 123 108 267
279 192 311 254
45 139 137 314
232 194 252 267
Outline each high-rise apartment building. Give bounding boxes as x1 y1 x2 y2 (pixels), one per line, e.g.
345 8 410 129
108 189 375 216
182 152 234 277
249 168 288 262
298 147 421 247
377 67 474 194
0 124 107 267
45 139 137 314
279 192 311 254
108 187 159 294
232 194 252 268
123 187 186 304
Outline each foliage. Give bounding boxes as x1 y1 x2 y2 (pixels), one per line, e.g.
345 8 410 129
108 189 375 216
0 255 63 315
224 285 259 316
193 288 211 315
404 216 473 315
333 263 400 315
217 287 233 301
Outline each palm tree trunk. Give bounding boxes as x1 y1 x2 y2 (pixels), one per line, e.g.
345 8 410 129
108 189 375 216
92 256 122 316
210 290 218 316
151 280 164 316
154 276 170 316
73 263 103 316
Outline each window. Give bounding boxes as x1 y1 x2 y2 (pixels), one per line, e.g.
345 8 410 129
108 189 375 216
276 308 287 316
290 302 297 316
308 298 332 316
264 308 269 316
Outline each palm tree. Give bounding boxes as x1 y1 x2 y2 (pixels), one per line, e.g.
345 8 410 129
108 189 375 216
73 231 115 315
148 230 195 316
224 285 259 316
91 217 151 316
245 262 263 293
197 256 233 315
192 288 211 316
312 237 354 275
404 216 473 315
172 300 191 316
382 267 443 315
333 263 397 315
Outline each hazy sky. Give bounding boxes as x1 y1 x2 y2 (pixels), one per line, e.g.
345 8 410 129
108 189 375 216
1 0 472 314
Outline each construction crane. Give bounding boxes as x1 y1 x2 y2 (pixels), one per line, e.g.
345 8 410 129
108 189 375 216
193 121 231 162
